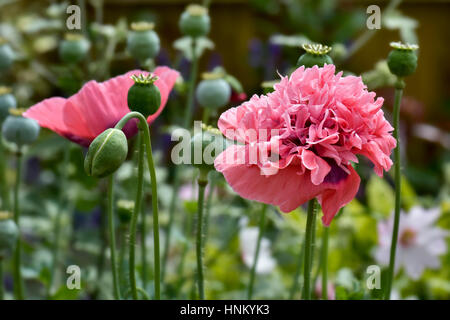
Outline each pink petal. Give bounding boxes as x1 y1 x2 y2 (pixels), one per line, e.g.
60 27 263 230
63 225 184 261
23 97 68 137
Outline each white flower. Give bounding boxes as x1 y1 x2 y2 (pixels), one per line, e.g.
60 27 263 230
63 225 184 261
239 219 276 274
375 206 448 280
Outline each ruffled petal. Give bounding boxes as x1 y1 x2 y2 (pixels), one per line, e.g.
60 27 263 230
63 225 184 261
23 97 69 137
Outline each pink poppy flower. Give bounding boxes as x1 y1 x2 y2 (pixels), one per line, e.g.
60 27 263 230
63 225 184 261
23 66 179 147
214 64 396 226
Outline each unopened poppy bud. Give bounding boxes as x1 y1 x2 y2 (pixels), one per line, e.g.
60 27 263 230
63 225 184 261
127 73 161 118
127 22 160 62
117 199 134 225
387 42 418 78
84 128 128 178
297 43 333 68
190 126 228 173
0 86 17 122
0 212 19 254
59 34 90 64
179 4 210 38
196 72 231 109
0 38 15 72
2 109 40 146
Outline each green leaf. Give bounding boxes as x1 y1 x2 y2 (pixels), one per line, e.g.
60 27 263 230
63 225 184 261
173 36 214 60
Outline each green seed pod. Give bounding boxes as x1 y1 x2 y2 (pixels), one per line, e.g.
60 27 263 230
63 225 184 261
127 22 160 62
2 109 40 146
0 87 17 123
179 4 210 38
387 42 418 78
59 34 90 64
0 39 15 72
196 72 231 109
0 212 19 254
127 74 161 118
84 128 128 178
116 199 134 225
190 126 228 173
297 43 333 68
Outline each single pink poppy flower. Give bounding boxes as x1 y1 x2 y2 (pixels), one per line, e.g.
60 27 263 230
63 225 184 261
23 66 179 147
214 64 396 226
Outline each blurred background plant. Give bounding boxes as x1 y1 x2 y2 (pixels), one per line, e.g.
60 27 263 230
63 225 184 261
0 0 448 300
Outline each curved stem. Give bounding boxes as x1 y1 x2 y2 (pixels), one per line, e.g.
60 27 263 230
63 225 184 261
107 174 120 299
0 133 11 210
183 38 199 129
0 257 4 300
302 199 317 300
141 123 161 300
196 175 208 299
247 204 268 300
12 151 24 300
115 112 161 300
128 132 144 300
321 226 329 300
385 79 404 300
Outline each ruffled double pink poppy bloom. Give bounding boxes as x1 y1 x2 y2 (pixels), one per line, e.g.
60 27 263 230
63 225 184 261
215 64 396 225
24 66 179 147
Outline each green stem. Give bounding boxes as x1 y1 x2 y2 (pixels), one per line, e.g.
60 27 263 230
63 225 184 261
107 174 120 299
12 151 24 300
0 257 4 300
385 79 404 300
140 199 148 290
202 108 211 125
183 38 199 129
247 204 268 300
115 112 161 300
302 199 317 300
289 238 305 299
196 175 208 300
0 133 10 210
203 174 216 244
128 132 144 300
321 226 329 300
119 225 128 296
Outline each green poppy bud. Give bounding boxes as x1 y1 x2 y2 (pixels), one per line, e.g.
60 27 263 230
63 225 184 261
127 22 160 62
196 72 231 109
191 126 228 173
179 4 210 38
59 34 90 64
0 212 19 254
387 42 418 78
0 87 17 123
0 38 15 72
84 128 128 178
297 43 333 68
2 109 40 146
116 199 134 225
127 73 161 118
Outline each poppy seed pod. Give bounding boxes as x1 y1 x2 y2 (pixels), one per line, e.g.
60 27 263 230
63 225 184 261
190 126 228 173
387 42 418 78
127 73 161 118
2 109 40 146
0 212 19 254
59 34 90 64
117 199 134 225
0 39 15 72
297 43 333 68
84 128 128 178
0 87 17 122
127 22 160 62
179 4 210 38
196 72 231 109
